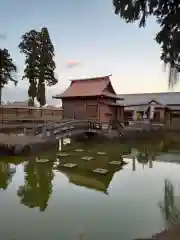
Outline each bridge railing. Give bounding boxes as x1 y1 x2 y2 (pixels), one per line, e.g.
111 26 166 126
34 119 74 134
36 119 124 137
52 120 124 135
52 120 102 134
35 119 101 137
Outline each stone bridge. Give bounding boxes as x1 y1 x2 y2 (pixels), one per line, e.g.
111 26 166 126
34 119 124 139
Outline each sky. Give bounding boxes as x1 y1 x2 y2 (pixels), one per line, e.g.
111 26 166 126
1 0 179 104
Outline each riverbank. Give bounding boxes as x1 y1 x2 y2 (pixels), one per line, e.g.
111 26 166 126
0 123 42 134
0 133 57 155
136 223 180 240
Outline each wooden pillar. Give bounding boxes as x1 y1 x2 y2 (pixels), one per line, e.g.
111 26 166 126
97 97 100 121
160 109 165 122
98 102 100 121
167 110 171 123
119 107 124 122
118 107 120 121
85 99 87 119
122 107 125 122
15 108 18 118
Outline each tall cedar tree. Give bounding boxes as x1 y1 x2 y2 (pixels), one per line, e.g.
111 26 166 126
37 27 58 106
19 30 39 106
19 27 58 106
0 48 17 104
113 0 180 87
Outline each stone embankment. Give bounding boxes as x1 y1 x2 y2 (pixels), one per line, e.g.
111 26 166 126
0 133 57 155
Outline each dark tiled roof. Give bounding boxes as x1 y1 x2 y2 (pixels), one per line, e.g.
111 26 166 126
53 75 119 99
117 92 180 106
102 92 123 100
99 100 123 106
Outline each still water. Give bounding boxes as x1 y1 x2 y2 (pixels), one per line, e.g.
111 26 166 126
0 140 180 240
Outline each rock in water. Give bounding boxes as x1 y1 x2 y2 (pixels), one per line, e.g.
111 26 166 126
57 153 68 157
62 163 77 168
109 161 122 165
81 156 93 161
36 158 50 163
96 152 107 155
92 168 108 174
74 149 84 152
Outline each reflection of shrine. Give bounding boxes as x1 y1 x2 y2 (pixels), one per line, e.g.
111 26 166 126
17 158 54 211
56 158 125 194
59 168 119 194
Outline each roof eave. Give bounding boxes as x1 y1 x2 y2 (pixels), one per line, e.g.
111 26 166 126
52 95 63 99
102 94 124 100
116 97 124 100
106 96 124 100
69 74 112 82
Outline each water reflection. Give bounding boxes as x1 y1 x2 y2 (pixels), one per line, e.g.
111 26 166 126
55 141 127 194
57 166 124 195
125 141 179 170
0 162 16 190
159 179 180 226
56 140 180 196
0 140 180 239
132 157 136 171
130 144 163 167
17 157 54 211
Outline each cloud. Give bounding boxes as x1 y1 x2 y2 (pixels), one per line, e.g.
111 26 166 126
65 60 83 68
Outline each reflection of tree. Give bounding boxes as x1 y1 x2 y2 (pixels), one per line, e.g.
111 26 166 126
159 179 180 226
135 146 158 168
132 157 136 171
135 141 168 165
17 159 54 212
136 150 149 165
0 162 16 190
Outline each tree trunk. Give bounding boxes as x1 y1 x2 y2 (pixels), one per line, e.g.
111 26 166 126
0 87 2 105
32 97 35 106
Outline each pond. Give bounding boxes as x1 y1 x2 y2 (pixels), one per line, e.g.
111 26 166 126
0 139 180 240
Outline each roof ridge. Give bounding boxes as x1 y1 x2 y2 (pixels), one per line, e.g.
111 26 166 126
53 74 116 98
118 92 180 95
69 74 112 81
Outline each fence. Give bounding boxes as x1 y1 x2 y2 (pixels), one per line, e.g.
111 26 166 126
0 105 62 122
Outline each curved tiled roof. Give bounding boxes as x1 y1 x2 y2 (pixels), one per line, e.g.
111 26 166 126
53 75 121 99
117 92 180 106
